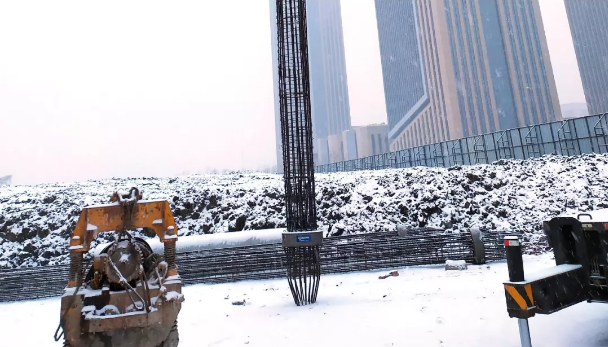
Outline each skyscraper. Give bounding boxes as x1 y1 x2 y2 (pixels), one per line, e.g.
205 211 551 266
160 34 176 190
269 0 352 170
564 0 608 116
375 0 562 150
0 175 11 186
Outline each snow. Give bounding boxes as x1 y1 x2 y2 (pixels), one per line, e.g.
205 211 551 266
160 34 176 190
4 254 608 347
164 291 184 301
119 253 130 263
505 264 583 284
3 153 608 268
559 208 608 222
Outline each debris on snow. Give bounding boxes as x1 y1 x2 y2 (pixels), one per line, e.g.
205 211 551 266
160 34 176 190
445 260 468 271
379 271 400 279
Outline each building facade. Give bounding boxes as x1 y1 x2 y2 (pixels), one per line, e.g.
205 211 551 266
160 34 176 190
0 175 11 186
564 0 608 116
342 124 390 160
375 0 562 151
269 0 352 170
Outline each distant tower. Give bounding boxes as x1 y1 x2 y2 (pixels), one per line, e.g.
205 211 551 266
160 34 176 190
269 0 351 169
375 0 562 150
564 0 608 115
0 175 12 186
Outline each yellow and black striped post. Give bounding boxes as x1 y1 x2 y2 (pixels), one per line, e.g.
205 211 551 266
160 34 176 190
505 236 532 347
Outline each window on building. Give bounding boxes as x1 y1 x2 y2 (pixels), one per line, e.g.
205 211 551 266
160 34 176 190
371 134 376 155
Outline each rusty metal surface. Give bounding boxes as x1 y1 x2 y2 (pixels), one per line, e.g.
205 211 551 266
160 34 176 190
82 302 181 334
54 189 185 346
70 200 178 253
60 281 182 347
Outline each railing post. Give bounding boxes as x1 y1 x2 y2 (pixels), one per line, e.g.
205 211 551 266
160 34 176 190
506 236 524 282
505 236 532 347
469 228 486 264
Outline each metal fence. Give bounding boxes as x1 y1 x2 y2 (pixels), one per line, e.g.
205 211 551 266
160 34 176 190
316 113 608 173
0 229 506 303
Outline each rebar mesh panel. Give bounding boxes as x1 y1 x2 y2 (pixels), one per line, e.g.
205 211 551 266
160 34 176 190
0 230 508 303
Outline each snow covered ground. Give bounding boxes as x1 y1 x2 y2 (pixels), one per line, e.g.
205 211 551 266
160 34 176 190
4 254 608 347
3 153 608 269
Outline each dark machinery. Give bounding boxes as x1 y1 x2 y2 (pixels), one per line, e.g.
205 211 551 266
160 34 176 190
55 188 184 347
503 210 608 346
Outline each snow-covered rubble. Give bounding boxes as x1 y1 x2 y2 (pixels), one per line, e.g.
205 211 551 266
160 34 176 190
2 153 608 269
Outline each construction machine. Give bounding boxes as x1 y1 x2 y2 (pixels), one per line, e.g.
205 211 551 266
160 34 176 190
502 209 608 346
55 188 185 347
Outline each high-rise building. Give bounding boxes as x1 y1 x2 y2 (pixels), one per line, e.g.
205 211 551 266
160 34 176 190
0 175 11 186
375 0 562 151
342 124 390 160
564 0 608 116
269 0 352 171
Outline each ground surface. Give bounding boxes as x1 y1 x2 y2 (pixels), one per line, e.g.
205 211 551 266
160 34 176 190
3 254 608 347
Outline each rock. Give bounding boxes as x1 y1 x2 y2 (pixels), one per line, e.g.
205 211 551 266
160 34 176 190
36 228 49 238
445 260 468 271
23 243 37 254
42 196 56 204
42 250 54 259
207 195 219 209
232 215 247 232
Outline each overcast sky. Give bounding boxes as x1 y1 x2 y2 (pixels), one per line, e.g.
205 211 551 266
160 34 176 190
0 0 585 185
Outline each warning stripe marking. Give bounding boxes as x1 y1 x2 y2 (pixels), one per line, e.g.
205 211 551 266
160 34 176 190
505 284 535 310
505 285 528 310
524 284 534 306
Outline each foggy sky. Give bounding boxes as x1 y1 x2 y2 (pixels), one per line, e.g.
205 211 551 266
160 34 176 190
0 0 585 185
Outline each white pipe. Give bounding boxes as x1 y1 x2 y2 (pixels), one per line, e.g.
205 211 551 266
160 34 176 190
93 228 286 256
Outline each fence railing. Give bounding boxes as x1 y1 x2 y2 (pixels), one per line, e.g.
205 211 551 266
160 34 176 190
316 113 608 173
0 229 506 303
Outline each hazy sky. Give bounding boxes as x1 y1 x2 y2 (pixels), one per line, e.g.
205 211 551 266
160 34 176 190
0 0 585 185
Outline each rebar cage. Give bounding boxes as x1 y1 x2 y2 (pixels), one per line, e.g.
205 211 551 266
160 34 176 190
276 0 321 306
